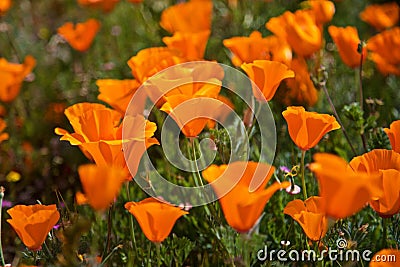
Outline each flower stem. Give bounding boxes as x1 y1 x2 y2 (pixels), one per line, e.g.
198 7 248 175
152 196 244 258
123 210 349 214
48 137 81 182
240 233 250 266
300 150 308 200
155 242 161 267
357 47 368 153
102 205 113 261
0 187 6 267
189 139 212 218
100 245 121 267
358 43 364 112
125 184 138 262
43 241 54 262
320 82 357 156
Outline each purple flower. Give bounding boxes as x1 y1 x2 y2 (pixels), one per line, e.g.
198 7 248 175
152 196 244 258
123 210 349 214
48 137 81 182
2 200 12 208
280 166 291 174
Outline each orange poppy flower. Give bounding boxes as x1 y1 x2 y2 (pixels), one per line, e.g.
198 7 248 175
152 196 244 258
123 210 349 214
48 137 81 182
302 0 335 25
0 0 11 15
309 153 383 219
282 106 340 151
349 149 400 217
163 30 210 61
143 62 225 111
284 196 328 241
369 249 400 267
0 118 9 143
7 204 60 250
266 10 322 57
367 27 400 76
0 55 36 102
328 25 367 68
76 164 127 211
127 47 185 84
282 57 319 107
223 31 292 67
77 0 119 12
360 2 399 31
241 60 295 102
125 198 188 243
202 161 290 233
160 80 222 137
57 19 101 52
96 79 143 115
160 0 212 33
55 103 158 179
384 120 400 153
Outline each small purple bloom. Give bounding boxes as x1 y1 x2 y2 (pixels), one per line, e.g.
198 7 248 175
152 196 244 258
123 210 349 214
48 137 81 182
280 166 291 174
2 200 12 208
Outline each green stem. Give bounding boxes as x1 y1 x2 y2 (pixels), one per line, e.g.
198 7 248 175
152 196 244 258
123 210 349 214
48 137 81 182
191 139 205 188
300 150 308 200
34 250 38 266
246 99 263 139
125 184 138 261
356 53 368 153
190 139 212 218
102 205 113 260
107 208 112 251
156 242 161 267
358 43 364 112
147 242 151 267
43 241 54 262
0 187 5 267
320 83 357 156
241 233 250 266
100 245 122 267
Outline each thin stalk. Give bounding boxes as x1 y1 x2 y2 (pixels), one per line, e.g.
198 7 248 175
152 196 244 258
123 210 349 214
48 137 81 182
0 187 6 267
34 250 38 266
283 219 294 247
54 189 68 231
241 233 250 266
300 150 308 200
186 140 200 188
125 184 138 261
102 205 113 261
360 130 368 153
321 83 357 156
358 44 364 111
43 241 54 262
100 245 122 267
246 99 263 139
156 242 161 267
191 140 205 188
358 51 368 153
147 242 151 267
189 139 212 218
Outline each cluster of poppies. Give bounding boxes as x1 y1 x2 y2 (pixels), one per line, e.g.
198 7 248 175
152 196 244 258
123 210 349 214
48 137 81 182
2 0 400 265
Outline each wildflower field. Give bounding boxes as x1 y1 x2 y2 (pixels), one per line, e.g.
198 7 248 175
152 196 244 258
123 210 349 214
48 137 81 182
1 0 400 266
